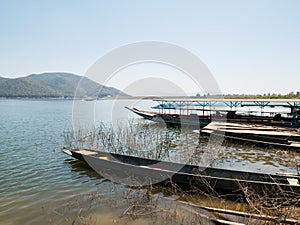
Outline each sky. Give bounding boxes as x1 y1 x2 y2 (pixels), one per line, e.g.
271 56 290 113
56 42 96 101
0 0 300 95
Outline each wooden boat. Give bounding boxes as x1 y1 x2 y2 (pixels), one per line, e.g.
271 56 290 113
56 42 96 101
150 98 300 128
224 111 300 128
199 122 300 151
126 107 211 127
125 107 157 120
62 148 300 200
126 107 300 128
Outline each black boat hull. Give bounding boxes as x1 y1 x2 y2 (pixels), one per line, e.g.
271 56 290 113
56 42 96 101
63 148 300 200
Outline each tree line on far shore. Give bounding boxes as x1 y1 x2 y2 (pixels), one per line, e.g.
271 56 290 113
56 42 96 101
196 91 300 99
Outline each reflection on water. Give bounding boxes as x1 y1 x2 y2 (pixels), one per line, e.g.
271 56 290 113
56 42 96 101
65 158 105 181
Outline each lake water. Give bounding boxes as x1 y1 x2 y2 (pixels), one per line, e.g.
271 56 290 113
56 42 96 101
1 99 299 225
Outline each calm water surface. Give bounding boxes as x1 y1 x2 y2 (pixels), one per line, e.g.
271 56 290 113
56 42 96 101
0 100 125 225
1 99 299 225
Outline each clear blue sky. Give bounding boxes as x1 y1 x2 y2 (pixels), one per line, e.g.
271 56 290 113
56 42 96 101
0 0 299 94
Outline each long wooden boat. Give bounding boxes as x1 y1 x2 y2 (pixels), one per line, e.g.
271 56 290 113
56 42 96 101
126 107 300 128
152 98 300 128
125 107 157 120
199 122 300 151
224 112 300 128
126 107 211 127
62 148 300 200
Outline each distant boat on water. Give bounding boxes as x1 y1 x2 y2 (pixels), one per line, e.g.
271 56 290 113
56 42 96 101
83 97 95 101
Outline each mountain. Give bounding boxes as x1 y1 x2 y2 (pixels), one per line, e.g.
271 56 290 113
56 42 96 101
0 72 128 98
0 76 9 83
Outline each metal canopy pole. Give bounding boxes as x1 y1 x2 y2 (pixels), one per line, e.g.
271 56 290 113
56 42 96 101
287 101 300 125
253 101 270 120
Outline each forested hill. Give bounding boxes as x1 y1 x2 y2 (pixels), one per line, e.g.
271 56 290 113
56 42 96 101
0 72 128 98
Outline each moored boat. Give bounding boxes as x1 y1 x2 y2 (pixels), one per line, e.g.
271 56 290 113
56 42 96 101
125 107 157 120
127 98 300 128
62 148 300 200
126 107 211 128
198 122 300 151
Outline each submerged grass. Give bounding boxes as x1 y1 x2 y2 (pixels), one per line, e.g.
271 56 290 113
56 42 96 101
49 183 300 225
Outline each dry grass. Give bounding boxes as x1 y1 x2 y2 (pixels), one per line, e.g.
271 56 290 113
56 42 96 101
63 121 182 160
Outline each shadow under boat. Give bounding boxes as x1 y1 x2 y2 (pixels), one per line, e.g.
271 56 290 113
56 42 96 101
62 148 300 202
64 158 105 181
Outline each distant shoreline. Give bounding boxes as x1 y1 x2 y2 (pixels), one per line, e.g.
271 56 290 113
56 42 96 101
0 95 299 101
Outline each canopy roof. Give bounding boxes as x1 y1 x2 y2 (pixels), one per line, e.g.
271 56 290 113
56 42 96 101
153 98 300 103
